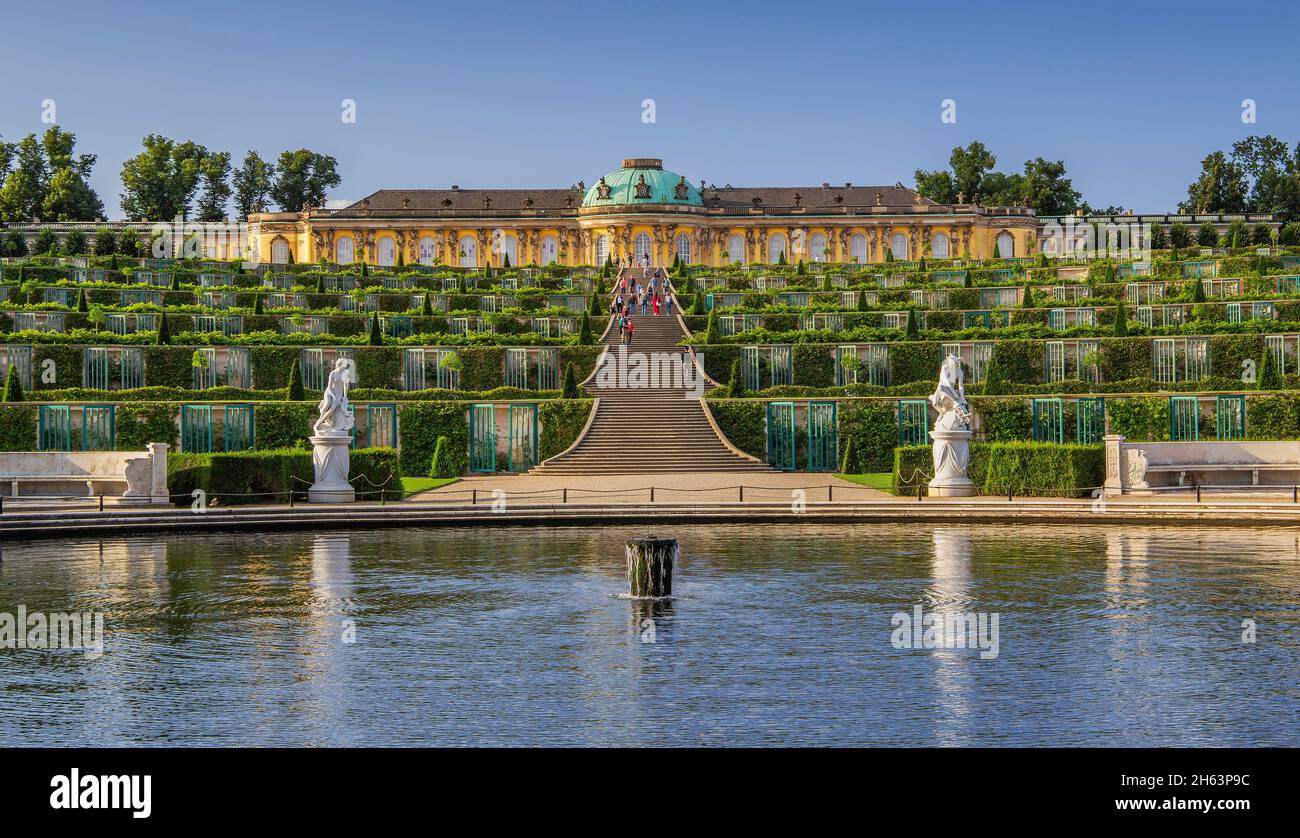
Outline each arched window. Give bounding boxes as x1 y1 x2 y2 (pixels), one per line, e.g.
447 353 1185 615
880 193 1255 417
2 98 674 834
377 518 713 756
727 235 745 265
376 235 396 267
634 232 653 264
890 233 909 260
809 233 827 262
540 235 558 265
500 236 518 267
849 233 867 263
995 232 1015 258
675 233 691 264
271 238 290 265
595 234 609 266
459 236 477 268
768 233 787 264
335 236 354 265
931 232 950 259
418 236 437 266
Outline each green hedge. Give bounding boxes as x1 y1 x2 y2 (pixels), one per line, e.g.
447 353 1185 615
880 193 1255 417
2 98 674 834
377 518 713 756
893 442 1103 497
166 447 400 505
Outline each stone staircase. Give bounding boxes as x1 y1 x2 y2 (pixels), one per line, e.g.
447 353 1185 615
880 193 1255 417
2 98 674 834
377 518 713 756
532 269 771 475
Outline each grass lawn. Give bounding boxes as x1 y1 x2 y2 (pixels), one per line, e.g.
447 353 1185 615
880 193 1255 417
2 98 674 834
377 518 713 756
400 477 459 495
834 473 894 491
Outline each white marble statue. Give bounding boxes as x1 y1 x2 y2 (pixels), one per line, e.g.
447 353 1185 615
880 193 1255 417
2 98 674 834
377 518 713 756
928 353 972 431
313 357 357 436
309 357 357 502
927 354 976 496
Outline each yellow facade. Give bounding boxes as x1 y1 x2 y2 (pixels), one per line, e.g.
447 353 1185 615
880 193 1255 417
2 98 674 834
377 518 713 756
247 158 1037 268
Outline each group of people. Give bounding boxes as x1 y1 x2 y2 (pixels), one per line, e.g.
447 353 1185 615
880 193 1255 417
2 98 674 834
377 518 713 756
610 268 676 345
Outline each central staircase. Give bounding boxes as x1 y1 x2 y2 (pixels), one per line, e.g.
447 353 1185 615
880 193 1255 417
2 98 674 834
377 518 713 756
532 269 771 475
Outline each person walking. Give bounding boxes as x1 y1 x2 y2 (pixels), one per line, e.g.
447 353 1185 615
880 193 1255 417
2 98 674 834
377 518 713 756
640 291 648 317
652 292 661 316
665 292 675 317
625 319 635 347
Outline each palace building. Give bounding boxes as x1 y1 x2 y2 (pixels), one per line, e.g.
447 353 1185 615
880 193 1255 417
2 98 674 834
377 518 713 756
247 158 1039 267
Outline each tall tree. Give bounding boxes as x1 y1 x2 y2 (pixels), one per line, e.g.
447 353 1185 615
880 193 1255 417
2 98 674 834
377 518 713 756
949 141 997 200
195 151 232 221
1180 150 1248 214
1019 157 1081 215
913 168 956 204
119 135 211 220
0 135 47 221
270 149 341 211
232 150 275 219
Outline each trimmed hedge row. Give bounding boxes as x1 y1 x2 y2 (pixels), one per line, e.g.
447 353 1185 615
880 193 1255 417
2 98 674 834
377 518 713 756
893 442 1104 497
167 447 401 505
0 344 602 396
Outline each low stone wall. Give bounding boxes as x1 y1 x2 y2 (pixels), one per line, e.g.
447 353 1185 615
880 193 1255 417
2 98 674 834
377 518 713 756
0 443 169 503
1104 435 1300 495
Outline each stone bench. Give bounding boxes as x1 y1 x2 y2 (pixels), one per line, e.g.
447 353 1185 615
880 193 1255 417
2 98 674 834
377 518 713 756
0 444 169 504
1104 436 1300 495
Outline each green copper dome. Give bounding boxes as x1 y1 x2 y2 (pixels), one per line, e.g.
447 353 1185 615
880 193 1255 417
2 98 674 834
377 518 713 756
581 159 702 208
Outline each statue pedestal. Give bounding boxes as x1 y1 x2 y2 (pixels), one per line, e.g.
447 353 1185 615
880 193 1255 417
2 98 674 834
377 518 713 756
928 428 976 498
309 433 354 503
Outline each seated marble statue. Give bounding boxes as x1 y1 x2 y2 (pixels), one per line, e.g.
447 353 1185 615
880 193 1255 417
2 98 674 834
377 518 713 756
313 357 357 436
928 353 972 432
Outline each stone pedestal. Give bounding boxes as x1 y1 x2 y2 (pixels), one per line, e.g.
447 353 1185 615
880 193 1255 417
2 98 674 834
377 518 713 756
309 433 354 503
928 428 976 497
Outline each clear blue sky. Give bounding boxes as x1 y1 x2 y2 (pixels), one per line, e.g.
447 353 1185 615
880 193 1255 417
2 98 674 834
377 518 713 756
2 0 1297 218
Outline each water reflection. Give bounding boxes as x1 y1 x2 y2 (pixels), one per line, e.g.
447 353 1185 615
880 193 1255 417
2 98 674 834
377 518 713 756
928 528 973 746
0 523 1297 746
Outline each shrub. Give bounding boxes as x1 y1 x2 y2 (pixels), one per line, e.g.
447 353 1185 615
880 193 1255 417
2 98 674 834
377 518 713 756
286 358 305 400
2 365 24 402
839 436 861 474
728 358 746 398
428 435 455 478
368 312 382 346
155 313 170 345
578 311 593 345
562 363 578 398
893 442 1102 496
1258 344 1280 390
167 448 400 505
1197 222 1218 247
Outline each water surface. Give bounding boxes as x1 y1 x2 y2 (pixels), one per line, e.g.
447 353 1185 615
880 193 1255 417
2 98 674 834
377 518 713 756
2 524 1297 746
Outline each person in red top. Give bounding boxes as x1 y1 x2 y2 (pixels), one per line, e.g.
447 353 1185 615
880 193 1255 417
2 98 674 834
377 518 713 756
625 319 635 346
652 292 661 316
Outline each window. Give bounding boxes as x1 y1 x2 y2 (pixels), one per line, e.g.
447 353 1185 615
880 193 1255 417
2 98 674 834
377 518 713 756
375 235 396 266
995 232 1014 258
336 237 355 265
500 236 519 267
271 238 290 265
540 235 558 265
809 234 827 262
727 235 745 265
418 236 437 266
595 235 609 266
459 236 478 268
850 234 867 263
931 232 950 259
634 232 653 263
768 234 787 264
676 233 691 264
890 233 909 260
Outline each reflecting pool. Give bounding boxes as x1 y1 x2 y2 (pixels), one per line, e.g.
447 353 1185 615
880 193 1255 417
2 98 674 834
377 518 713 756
1 524 1297 746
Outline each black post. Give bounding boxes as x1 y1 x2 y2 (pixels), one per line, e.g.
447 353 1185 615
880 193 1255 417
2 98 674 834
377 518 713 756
98 493 104 512
1196 484 1201 503
650 486 655 503
563 487 567 503
828 484 833 502
289 490 295 508
0 494 4 514
1008 486 1013 502
739 485 744 503
917 481 922 502
380 489 386 507
472 488 477 505
1293 485 1297 503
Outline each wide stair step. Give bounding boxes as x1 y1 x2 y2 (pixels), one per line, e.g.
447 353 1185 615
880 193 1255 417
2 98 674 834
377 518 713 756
533 268 770 475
